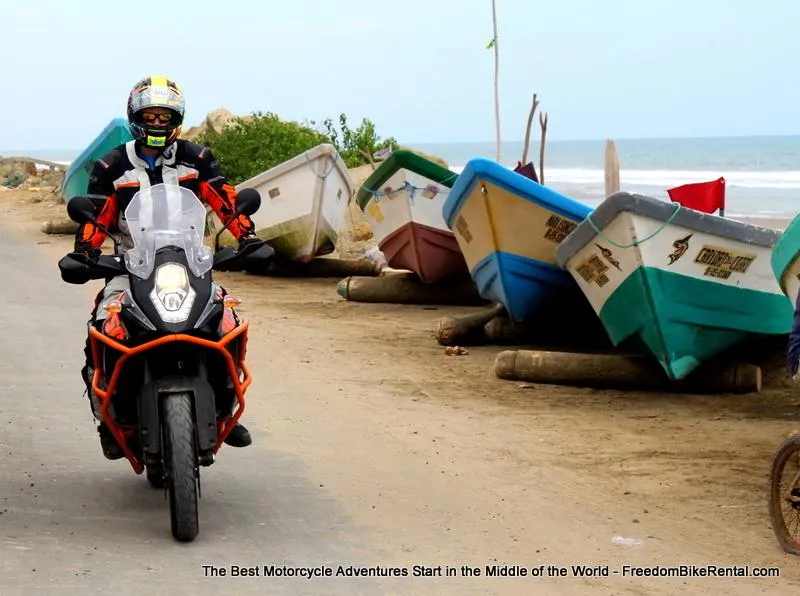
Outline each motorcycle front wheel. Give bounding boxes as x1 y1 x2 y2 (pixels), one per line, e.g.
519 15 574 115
768 434 800 555
164 392 199 542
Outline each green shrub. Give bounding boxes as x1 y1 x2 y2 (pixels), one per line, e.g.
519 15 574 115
312 114 398 169
196 112 327 186
197 111 398 185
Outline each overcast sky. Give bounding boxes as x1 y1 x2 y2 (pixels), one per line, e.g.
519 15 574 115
1 0 797 150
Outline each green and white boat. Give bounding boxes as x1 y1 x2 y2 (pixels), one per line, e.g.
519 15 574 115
555 191 793 380
771 212 800 309
61 117 133 202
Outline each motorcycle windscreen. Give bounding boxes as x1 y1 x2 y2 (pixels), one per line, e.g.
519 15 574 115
123 183 214 280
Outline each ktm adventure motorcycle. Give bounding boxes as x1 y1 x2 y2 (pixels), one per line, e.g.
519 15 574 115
58 183 273 542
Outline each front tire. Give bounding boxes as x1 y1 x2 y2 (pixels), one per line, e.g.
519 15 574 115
164 393 199 542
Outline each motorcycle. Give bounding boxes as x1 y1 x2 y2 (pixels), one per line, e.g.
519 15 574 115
58 182 273 542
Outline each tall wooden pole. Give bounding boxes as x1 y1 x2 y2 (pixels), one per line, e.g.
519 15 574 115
491 0 501 162
604 139 620 197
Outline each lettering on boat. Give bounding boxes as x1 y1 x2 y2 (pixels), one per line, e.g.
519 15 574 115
455 215 473 243
694 244 756 279
575 253 610 287
544 214 578 244
268 186 280 199
595 243 621 270
667 233 693 265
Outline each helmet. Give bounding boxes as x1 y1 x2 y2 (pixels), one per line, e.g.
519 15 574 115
127 75 185 150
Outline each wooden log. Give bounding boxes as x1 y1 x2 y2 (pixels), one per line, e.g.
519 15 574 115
434 303 506 346
268 257 382 278
494 350 762 394
484 315 536 345
41 218 79 235
483 314 615 351
337 272 488 305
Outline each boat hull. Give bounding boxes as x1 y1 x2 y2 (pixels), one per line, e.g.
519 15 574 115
357 150 466 282
220 143 353 261
556 192 793 379
442 158 596 324
61 118 133 202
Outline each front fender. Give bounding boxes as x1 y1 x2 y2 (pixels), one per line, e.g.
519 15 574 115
138 377 218 455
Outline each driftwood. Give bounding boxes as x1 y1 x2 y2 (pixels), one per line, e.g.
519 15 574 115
539 111 548 184
434 304 506 346
495 350 762 394
484 315 536 345
337 272 487 305
483 315 612 350
268 257 382 278
604 139 620 197
41 218 79 235
434 308 615 350
521 94 540 164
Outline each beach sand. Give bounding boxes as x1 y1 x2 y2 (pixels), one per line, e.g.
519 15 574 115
2 184 800 591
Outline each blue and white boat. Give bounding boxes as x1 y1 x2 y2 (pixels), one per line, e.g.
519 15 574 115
442 158 596 324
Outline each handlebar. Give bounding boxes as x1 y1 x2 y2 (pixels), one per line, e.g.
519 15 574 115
58 239 274 285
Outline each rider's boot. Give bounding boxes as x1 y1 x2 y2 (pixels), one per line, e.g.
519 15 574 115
97 422 125 460
221 370 252 447
224 422 252 447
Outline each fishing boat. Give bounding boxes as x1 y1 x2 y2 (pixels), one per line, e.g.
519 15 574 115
442 157 597 324
770 212 800 309
218 143 353 261
555 191 793 380
60 117 133 202
355 149 466 283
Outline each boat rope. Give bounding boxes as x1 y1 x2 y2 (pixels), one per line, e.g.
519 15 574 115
303 150 338 179
585 202 682 249
359 177 456 204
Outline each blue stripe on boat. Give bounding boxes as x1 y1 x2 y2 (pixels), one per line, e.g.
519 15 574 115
443 157 592 228
471 251 584 321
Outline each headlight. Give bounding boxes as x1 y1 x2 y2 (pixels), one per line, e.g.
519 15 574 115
149 263 196 323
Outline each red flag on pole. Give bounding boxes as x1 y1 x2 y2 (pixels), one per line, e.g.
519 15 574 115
666 177 726 214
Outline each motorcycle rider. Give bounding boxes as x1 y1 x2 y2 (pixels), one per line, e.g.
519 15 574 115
789 297 800 380
74 75 261 459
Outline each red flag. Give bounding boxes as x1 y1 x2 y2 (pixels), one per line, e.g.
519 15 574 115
514 161 539 183
666 177 726 214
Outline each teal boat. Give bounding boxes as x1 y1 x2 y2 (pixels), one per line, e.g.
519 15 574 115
555 192 793 380
60 117 133 202
771 212 800 310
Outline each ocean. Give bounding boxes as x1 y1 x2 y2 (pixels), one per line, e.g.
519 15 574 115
7 135 800 218
411 136 800 218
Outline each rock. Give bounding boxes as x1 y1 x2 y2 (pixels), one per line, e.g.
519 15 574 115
181 107 252 141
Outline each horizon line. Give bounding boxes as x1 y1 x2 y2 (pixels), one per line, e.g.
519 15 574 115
408 133 800 145
6 132 800 154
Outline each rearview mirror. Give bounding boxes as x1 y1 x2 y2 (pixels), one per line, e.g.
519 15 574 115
67 196 98 225
235 188 261 217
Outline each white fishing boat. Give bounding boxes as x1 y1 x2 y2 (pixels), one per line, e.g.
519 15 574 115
208 143 353 261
